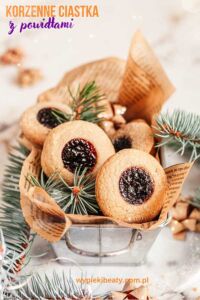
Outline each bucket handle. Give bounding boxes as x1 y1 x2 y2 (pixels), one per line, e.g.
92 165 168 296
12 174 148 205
65 229 142 258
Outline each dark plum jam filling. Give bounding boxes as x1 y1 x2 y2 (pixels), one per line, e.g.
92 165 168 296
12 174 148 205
61 138 97 173
113 135 132 152
37 107 60 129
119 167 154 205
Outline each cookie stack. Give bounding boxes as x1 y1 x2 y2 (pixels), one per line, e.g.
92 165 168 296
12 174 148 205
20 85 167 224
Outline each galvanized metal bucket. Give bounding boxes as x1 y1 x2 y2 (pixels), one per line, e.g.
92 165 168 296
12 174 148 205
52 214 171 265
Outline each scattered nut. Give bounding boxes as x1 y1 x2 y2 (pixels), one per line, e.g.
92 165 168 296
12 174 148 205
112 104 127 116
0 48 24 65
17 68 43 87
100 120 116 137
112 115 126 129
98 100 113 120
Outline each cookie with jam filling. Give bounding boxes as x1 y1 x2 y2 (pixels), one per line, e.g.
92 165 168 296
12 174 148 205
112 119 154 153
96 149 167 223
41 120 115 184
20 102 72 146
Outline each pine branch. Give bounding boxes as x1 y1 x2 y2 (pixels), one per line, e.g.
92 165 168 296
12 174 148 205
4 270 110 300
0 228 106 300
0 229 31 300
12 271 87 299
165 140 200 164
2 252 99 300
154 110 200 161
27 167 100 215
0 145 34 256
10 270 109 300
52 81 105 124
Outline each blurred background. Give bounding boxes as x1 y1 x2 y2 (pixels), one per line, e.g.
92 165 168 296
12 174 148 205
0 0 200 298
1 0 200 121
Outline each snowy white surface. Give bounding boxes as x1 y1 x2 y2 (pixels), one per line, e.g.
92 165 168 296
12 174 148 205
0 0 200 298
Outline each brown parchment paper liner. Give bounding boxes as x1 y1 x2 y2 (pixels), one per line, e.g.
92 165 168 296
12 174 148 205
118 31 175 123
37 57 126 104
37 31 175 124
19 148 193 242
19 148 71 242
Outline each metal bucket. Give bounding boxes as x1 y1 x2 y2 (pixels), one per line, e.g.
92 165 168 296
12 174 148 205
52 214 171 265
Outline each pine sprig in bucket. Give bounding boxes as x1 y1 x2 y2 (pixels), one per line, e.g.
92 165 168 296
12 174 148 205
52 81 105 124
27 168 100 215
154 110 200 161
13 271 94 300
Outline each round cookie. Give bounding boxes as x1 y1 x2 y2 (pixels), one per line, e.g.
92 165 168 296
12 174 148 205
20 101 72 146
112 119 154 153
96 149 167 223
41 120 115 184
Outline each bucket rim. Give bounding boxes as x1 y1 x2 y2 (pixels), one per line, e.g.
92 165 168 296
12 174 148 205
67 213 172 230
